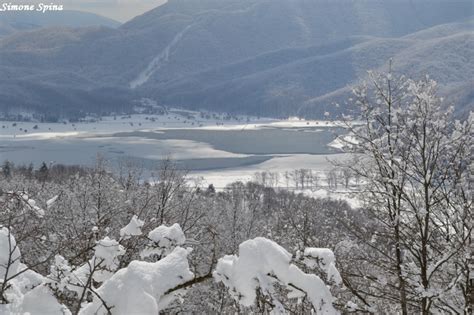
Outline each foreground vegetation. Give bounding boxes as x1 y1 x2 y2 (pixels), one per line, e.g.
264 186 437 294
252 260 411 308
0 71 472 314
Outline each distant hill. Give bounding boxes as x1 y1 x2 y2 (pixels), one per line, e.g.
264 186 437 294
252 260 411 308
0 0 472 119
0 10 120 37
155 20 472 118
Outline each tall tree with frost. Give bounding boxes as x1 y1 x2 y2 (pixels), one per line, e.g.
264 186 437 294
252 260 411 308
338 68 472 313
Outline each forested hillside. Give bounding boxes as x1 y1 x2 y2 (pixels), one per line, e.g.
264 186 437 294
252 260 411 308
0 0 472 119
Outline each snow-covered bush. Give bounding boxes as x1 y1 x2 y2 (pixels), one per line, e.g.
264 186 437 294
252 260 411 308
140 223 186 259
1 221 341 315
0 191 53 305
0 227 69 314
0 220 194 314
0 227 21 281
214 237 338 314
0 157 358 313
80 247 194 314
119 215 144 240
301 248 342 286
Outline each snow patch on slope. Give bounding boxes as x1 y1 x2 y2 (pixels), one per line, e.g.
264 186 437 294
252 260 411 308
130 24 193 89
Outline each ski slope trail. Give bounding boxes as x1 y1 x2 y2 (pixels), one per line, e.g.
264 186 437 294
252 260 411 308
130 24 193 89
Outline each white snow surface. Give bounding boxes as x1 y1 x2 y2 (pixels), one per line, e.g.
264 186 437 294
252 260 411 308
0 227 21 279
214 237 338 314
0 235 70 315
119 215 144 240
46 195 59 208
53 237 126 293
328 134 359 150
141 223 187 258
191 154 347 188
80 246 194 315
93 237 126 282
303 248 342 285
0 113 347 139
10 284 71 315
147 223 186 247
190 154 361 209
18 192 45 217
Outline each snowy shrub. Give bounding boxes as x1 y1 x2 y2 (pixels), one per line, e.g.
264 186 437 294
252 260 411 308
0 228 69 314
302 248 342 286
214 237 338 314
0 227 21 281
1 222 341 315
140 223 186 259
0 222 194 314
119 215 144 240
80 247 194 314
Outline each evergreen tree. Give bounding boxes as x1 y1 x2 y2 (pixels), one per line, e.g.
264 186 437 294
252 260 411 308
37 162 49 182
2 161 12 179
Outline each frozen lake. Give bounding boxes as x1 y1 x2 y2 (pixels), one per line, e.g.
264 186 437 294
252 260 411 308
0 113 349 186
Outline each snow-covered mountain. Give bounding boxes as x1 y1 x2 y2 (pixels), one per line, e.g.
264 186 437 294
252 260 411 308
0 0 472 119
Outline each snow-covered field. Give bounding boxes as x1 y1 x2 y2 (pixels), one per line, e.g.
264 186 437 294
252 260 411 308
0 112 272 138
0 112 350 139
190 154 343 187
190 154 360 208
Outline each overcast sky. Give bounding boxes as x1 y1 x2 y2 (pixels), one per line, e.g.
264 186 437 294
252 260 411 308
30 0 168 22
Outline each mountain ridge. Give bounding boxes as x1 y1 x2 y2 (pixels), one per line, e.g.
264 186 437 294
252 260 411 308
0 0 472 119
